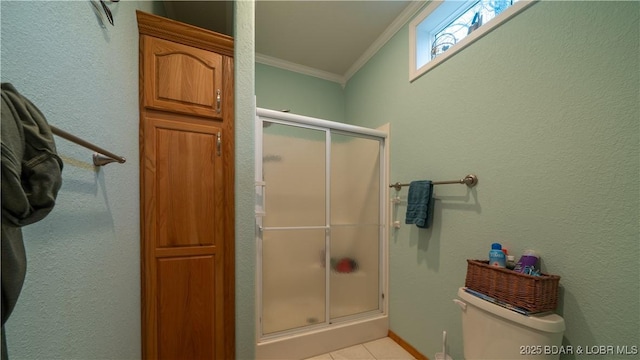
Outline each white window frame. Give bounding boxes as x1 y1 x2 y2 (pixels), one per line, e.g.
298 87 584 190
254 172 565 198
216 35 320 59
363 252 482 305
409 0 537 82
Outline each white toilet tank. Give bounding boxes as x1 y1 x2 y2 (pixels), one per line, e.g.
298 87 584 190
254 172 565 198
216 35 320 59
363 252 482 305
456 287 565 360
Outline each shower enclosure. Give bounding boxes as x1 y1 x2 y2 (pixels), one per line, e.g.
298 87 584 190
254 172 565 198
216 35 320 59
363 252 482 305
255 108 388 359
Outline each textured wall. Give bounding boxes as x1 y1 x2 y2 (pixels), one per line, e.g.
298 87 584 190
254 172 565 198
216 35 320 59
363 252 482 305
0 1 159 358
1 1 257 358
345 1 639 359
4 1 637 359
234 0 257 358
256 63 346 121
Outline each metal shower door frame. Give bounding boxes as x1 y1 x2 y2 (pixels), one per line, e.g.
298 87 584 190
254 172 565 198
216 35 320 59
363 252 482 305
255 108 388 341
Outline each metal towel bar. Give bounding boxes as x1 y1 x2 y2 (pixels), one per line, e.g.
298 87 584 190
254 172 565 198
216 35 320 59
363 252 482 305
51 125 126 166
390 174 477 191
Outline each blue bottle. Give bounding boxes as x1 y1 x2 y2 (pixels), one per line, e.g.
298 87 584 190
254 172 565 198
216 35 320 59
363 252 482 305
489 243 506 267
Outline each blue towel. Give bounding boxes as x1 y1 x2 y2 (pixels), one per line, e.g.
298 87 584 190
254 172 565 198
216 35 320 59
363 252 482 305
405 180 434 228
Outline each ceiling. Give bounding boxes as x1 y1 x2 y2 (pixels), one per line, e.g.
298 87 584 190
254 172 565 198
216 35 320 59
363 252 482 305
163 1 422 83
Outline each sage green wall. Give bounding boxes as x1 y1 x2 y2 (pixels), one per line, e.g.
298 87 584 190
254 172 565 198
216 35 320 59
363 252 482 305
256 63 345 121
345 1 639 359
1 1 160 358
235 1 257 359
1 1 257 358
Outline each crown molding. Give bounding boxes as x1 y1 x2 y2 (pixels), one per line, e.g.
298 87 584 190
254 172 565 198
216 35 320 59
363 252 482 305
256 1 425 87
343 1 424 82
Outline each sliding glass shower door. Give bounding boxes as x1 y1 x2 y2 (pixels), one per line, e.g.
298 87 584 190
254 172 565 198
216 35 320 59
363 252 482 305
330 133 381 320
260 122 327 335
256 109 386 339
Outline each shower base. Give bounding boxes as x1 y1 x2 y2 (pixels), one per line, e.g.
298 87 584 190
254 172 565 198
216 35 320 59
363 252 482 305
256 314 388 360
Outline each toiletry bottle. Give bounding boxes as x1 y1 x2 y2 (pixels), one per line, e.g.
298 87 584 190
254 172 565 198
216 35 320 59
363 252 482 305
506 255 516 270
489 243 506 267
514 249 539 274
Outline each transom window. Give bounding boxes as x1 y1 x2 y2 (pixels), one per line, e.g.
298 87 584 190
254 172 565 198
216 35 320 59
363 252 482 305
409 0 536 82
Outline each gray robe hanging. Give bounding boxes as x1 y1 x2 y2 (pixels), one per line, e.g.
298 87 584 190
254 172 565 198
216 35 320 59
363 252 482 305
1 83 63 359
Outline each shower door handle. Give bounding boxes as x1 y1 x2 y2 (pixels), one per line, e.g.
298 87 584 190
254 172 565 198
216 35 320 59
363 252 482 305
255 181 266 217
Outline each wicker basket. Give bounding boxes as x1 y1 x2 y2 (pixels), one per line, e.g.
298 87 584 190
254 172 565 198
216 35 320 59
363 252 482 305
464 259 560 313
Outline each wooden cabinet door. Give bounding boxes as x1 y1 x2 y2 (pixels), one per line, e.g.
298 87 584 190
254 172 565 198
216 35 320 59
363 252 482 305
143 35 224 119
138 11 235 360
142 116 225 359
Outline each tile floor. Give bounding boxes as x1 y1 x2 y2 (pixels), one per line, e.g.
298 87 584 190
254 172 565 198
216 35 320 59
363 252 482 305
304 337 416 360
